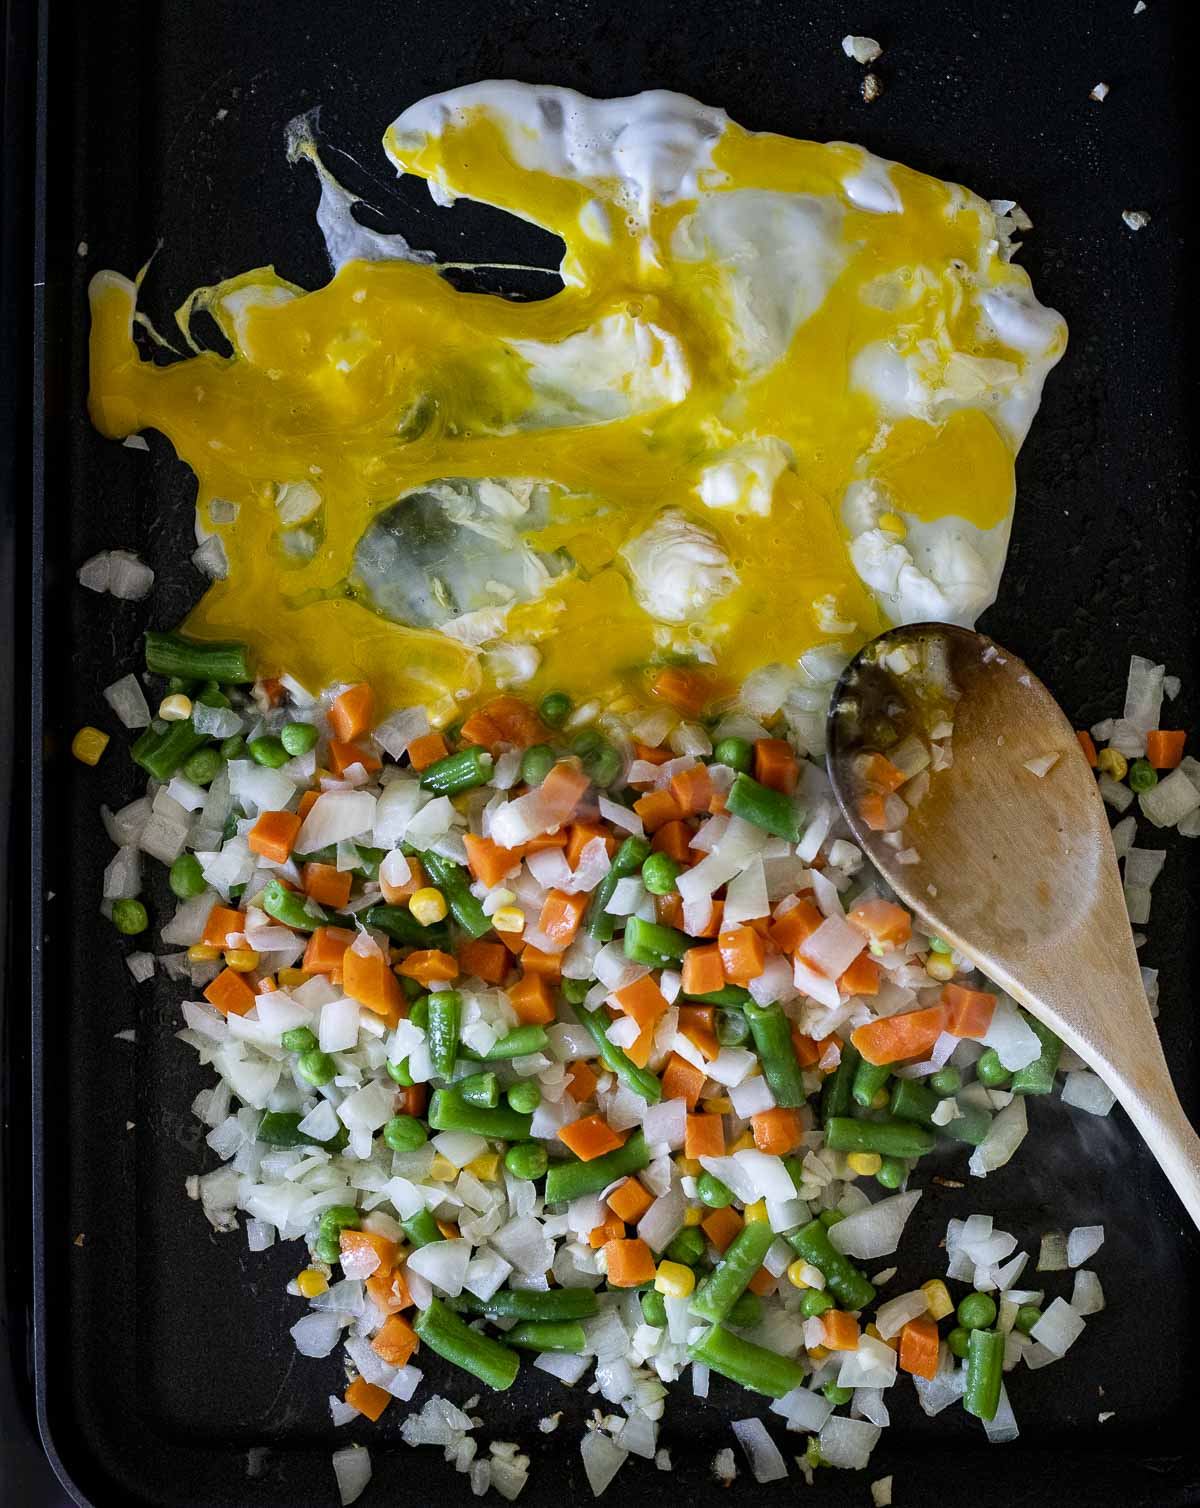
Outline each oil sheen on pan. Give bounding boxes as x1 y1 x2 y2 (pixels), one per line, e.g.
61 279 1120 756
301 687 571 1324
87 83 1066 724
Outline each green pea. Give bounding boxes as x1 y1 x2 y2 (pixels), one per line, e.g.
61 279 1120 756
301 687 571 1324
928 935 953 955
697 1172 734 1208
562 978 592 1005
571 729 604 759
313 1234 341 1265
928 1066 962 1096
641 1288 667 1327
799 1287 835 1318
585 741 623 788
183 747 224 785
248 734 289 768
459 1073 500 1109
112 898 148 935
507 1081 542 1114
386 1058 414 1087
713 736 752 772
220 733 247 760
297 1050 336 1087
168 852 207 899
408 995 430 1030
818 1209 846 1228
975 1048 1012 1088
822 1383 853 1406
521 744 557 786
282 1026 318 1053
641 853 680 895
383 1115 428 1152
665 1227 706 1266
946 1325 971 1359
318 1204 360 1241
281 721 319 756
957 1292 998 1330
716 1009 750 1048
1128 758 1157 793
875 1156 907 1190
1014 1304 1042 1335
539 691 573 728
504 1141 549 1180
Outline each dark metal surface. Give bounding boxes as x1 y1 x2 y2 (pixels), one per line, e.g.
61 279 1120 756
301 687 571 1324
26 1 1200 1505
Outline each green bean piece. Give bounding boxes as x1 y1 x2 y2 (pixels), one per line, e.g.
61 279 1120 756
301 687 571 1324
727 1291 763 1328
697 1171 734 1208
687 1323 807 1399
964 1327 1005 1421
520 744 557 786
454 1287 599 1323
282 1026 318 1053
166 676 198 697
427 1088 532 1141
887 1078 991 1145
876 1156 907 1190
261 877 327 932
958 1292 998 1330
362 903 447 949
506 1080 541 1114
576 1007 663 1103
743 1000 806 1108
401 1208 444 1248
413 1298 520 1391
421 746 494 796
725 771 801 842
458 1073 500 1110
182 746 224 785
622 915 689 968
799 1287 835 1319
460 1026 551 1062
712 737 753 772
716 1008 750 1048
818 1210 846 1228
112 898 148 935
690 1221 775 1323
248 734 289 768
851 1057 893 1109
588 835 652 941
820 1040 863 1125
504 1141 549 1180
823 1382 854 1406
641 1289 667 1327
427 991 462 1078
257 1110 346 1151
666 1227 707 1266
1010 1014 1063 1095
386 1057 414 1086
383 1115 428 1152
824 1116 934 1159
407 995 430 1030
786 1220 876 1312
280 721 319 756
131 718 210 781
505 1319 587 1353
297 1049 335 1087
144 630 251 684
419 851 492 939
975 1048 1012 1088
683 984 753 1007
641 852 680 895
538 691 572 728
947 1326 971 1359
561 978 592 1005
544 1129 650 1204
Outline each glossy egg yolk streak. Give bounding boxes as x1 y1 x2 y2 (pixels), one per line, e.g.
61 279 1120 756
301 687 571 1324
88 84 1066 722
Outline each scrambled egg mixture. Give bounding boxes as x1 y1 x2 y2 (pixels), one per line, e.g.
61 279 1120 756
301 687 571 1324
88 83 1066 722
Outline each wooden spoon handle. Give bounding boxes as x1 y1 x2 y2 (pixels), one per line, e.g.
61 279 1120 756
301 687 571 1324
1100 1042 1200 1231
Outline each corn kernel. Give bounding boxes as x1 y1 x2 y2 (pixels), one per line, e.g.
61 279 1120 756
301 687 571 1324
430 1153 458 1182
787 1259 810 1289
435 1218 460 1240
297 1268 328 1299
870 1088 890 1110
654 1260 696 1298
492 906 526 935
224 948 261 973
925 953 956 982
158 692 193 722
702 1096 732 1115
683 1206 704 1227
729 1131 756 1154
1097 747 1128 781
71 725 110 765
409 887 448 926
921 1278 954 1321
847 1152 883 1177
877 511 906 539
467 1151 501 1182
278 967 310 988
188 943 221 962
744 1199 768 1224
866 1322 898 1351
808 1344 829 1363
674 1156 702 1176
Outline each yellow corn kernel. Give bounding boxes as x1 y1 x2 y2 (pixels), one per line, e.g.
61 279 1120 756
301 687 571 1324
188 943 221 962
925 953 956 982
683 1206 704 1227
278 967 310 988
409 887 448 926
492 906 526 935
787 1259 811 1289
72 725 110 765
847 1152 883 1177
808 1344 829 1363
744 1199 768 1224
654 1260 696 1298
877 511 906 540
729 1131 756 1154
1097 747 1128 780
921 1278 954 1321
430 1153 458 1182
297 1268 328 1299
866 1322 898 1351
467 1151 501 1182
674 1156 702 1177
224 948 261 973
158 692 193 722
435 1218 460 1239
702 1096 732 1115
870 1088 890 1111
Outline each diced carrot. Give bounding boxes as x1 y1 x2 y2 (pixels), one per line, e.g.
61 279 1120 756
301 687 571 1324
633 741 675 766
202 905 246 949
858 791 890 831
838 953 880 997
708 791 728 814
303 925 355 975
754 738 799 795
508 971 555 1025
692 897 724 938
1075 730 1098 767
328 682 374 743
792 1028 821 1067
678 1004 720 1060
460 708 504 751
259 677 284 707
540 761 592 823
661 1052 706 1110
463 833 521 890
459 938 509 985
898 1316 939 1380
559 1114 626 1161
340 1228 398 1272
397 949 459 984
380 855 426 905
767 898 823 954
681 942 725 997
751 1107 802 1156
671 764 714 815
613 974 669 1027
607 1177 655 1224
328 739 381 777
345 1378 391 1422
851 1004 947 1066
478 695 546 750
650 667 722 719
856 751 907 792
298 789 319 821
371 1312 419 1368
747 1266 777 1296
539 889 588 947
366 1266 411 1315
718 925 766 985
255 975 277 995
567 1059 599 1103
497 927 527 957
302 861 352 910
566 822 615 867
247 809 302 863
701 1206 743 1254
651 819 692 865
847 898 912 949
1147 729 1187 769
589 1215 626 1248
396 1084 426 1117
406 731 449 771
203 968 256 1017
685 1113 725 1159
822 1310 861 1351
633 789 685 832
520 944 561 980
603 1237 657 1287
344 946 405 1024
941 983 997 1039
655 892 685 929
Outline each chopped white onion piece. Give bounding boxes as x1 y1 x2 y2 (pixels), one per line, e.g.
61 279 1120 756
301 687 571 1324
1030 1297 1085 1355
731 1418 787 1483
1060 1070 1117 1116
331 1445 372 1506
1066 1225 1104 1268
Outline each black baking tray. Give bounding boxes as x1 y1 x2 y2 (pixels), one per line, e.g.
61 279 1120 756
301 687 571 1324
22 1 1200 1505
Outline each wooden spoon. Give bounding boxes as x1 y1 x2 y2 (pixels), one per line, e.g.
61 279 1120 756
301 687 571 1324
825 622 1200 1229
